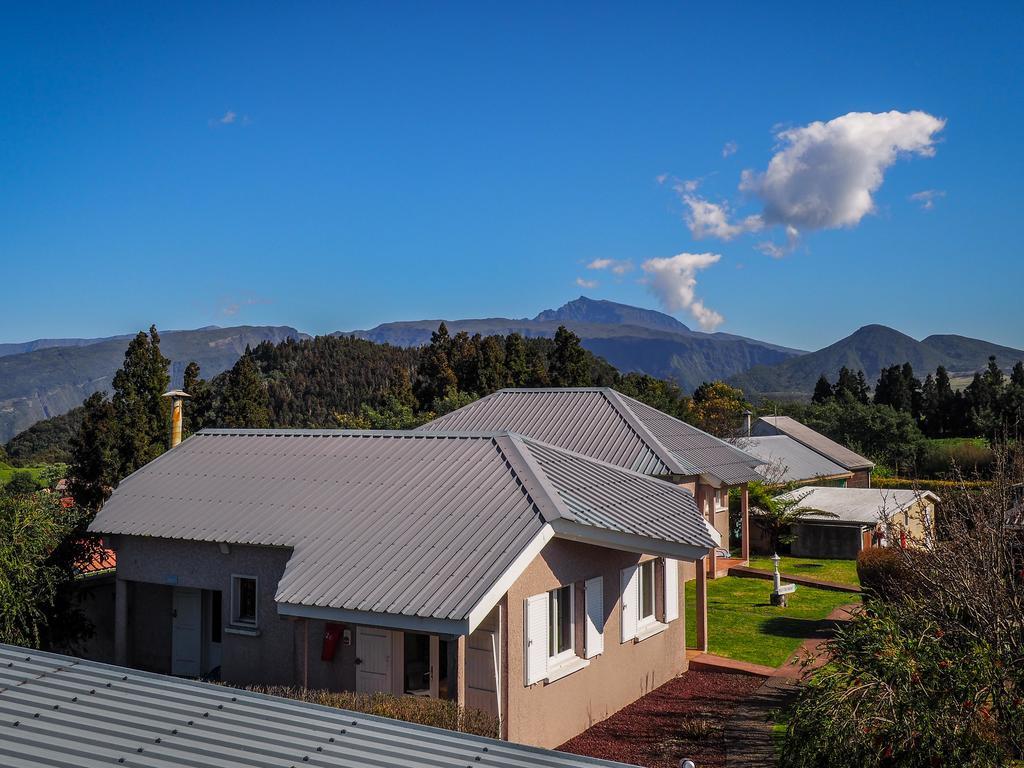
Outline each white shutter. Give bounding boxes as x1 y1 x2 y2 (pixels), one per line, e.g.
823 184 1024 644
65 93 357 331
523 593 549 685
584 576 604 658
620 566 639 643
664 558 679 622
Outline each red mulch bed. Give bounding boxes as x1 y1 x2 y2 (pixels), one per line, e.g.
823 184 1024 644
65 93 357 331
558 671 763 768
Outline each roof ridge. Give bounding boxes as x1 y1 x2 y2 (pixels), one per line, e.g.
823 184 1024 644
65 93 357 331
598 389 689 474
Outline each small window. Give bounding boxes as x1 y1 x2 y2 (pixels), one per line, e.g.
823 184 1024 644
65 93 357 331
548 585 574 659
639 560 656 621
231 575 258 627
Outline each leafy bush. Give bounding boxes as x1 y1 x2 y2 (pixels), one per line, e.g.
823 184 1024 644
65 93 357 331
242 686 500 738
780 605 1014 768
855 547 907 600
917 439 994 478
871 476 990 493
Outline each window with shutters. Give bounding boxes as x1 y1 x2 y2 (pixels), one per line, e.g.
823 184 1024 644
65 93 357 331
548 585 574 662
639 560 656 622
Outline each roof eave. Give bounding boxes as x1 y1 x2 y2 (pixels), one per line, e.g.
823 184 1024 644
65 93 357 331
549 517 718 561
276 603 471 637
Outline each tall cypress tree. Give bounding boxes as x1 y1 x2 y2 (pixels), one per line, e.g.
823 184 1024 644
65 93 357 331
110 326 171 477
67 392 119 511
416 323 459 405
503 333 529 387
548 326 589 387
218 349 271 428
812 374 834 404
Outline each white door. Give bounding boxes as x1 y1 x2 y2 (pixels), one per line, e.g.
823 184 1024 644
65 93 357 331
355 626 392 693
171 588 202 677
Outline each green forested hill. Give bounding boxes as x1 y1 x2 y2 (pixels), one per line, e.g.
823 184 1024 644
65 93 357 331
0 325 303 443
731 324 1024 400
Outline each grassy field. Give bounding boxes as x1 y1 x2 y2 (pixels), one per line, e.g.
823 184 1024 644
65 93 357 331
0 462 50 486
747 556 860 587
685 576 857 668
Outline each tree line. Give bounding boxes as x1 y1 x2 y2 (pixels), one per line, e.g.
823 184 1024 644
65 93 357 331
812 357 1024 440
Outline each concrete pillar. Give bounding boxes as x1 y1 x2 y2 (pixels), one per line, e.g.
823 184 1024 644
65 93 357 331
695 560 708 653
741 484 750 562
114 577 128 666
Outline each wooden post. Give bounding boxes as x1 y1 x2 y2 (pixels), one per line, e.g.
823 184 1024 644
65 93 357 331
429 635 440 699
695 559 708 653
741 484 750 562
114 577 128 666
456 635 467 709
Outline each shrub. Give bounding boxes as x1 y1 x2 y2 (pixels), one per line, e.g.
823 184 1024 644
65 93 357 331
856 547 907 600
242 686 500 738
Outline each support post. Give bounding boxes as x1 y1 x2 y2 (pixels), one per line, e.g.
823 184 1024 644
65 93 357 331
741 484 750 562
695 559 708 653
303 618 309 690
456 635 468 708
114 577 128 666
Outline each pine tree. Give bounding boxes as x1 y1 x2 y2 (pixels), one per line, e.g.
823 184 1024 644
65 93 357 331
503 333 529 386
67 392 118 511
548 326 589 387
476 335 507 394
854 371 871 404
218 349 270 428
110 326 171 477
812 374 834 404
415 323 459 405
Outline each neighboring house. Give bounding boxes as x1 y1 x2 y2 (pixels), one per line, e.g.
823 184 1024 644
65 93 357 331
751 415 875 487
420 388 764 575
0 643 635 768
88 428 720 749
735 434 854 486
768 486 939 559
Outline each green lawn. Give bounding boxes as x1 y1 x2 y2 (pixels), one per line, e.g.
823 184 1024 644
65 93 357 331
685 576 857 668
0 462 49 486
747 556 860 587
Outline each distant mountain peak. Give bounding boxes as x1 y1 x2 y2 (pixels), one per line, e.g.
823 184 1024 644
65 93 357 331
533 296 692 334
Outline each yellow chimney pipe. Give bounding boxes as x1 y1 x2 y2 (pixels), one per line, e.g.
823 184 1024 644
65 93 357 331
162 390 191 449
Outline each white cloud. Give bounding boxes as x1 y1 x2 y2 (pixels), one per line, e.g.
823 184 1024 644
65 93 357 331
722 140 738 157
209 110 252 128
910 189 945 210
219 110 237 124
681 194 763 240
640 253 724 331
575 277 599 289
587 258 634 275
742 110 945 231
677 110 946 251
655 172 669 185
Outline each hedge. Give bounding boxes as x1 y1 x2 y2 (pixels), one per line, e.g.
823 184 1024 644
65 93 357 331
241 686 501 738
871 477 991 494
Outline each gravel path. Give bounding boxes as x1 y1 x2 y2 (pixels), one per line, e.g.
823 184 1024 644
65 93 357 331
558 671 763 768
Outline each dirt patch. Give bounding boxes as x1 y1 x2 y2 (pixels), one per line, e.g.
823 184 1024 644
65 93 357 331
558 670 764 768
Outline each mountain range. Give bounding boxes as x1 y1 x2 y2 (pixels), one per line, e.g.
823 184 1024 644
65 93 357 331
0 326 303 443
729 324 1024 400
3 298 1022 445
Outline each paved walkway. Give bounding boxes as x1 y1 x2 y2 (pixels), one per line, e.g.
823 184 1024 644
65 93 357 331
723 604 857 768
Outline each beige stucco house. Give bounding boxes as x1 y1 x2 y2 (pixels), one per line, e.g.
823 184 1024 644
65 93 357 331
421 387 765 577
89 428 720 748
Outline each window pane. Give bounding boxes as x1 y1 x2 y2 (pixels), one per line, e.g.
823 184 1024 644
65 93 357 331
640 562 654 619
548 585 572 657
237 578 257 623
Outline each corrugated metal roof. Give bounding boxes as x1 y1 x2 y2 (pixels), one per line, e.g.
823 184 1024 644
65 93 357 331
778 486 938 525
420 388 763 485
0 643 637 768
90 430 714 626
752 416 874 471
734 435 853 484
420 389 674 475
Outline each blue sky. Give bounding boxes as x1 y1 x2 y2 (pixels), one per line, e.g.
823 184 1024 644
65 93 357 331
1 1 1021 350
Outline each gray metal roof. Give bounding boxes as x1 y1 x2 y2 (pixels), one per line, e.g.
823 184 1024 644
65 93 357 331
420 388 763 486
0 643 637 768
778 486 939 525
91 429 715 629
734 435 853 484
752 416 875 471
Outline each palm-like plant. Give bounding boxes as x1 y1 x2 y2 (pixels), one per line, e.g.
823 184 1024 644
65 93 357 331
747 481 835 554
